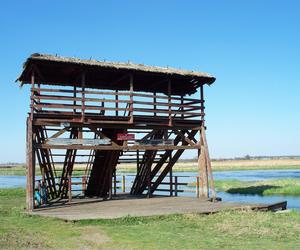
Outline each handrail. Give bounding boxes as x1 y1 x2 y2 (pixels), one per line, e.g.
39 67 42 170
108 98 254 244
32 87 204 102
31 87 204 122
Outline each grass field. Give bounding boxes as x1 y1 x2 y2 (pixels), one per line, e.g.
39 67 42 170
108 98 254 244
1 188 300 249
215 179 300 196
1 158 300 176
187 179 300 196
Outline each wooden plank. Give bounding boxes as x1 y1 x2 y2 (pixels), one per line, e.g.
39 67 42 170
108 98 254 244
88 127 121 148
34 94 129 104
168 79 172 126
129 74 134 123
48 128 68 139
33 103 130 111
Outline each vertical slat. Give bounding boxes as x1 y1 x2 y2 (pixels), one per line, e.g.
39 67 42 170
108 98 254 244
113 169 117 196
147 162 151 198
196 176 200 198
30 71 35 120
168 79 172 126
200 85 205 121
175 176 178 196
129 74 134 123
122 175 125 192
153 92 157 117
137 150 140 174
116 90 119 116
73 86 77 116
181 95 184 119
68 173 72 203
169 152 173 196
81 73 86 122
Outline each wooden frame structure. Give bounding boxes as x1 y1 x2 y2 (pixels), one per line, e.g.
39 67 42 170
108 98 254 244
18 53 216 211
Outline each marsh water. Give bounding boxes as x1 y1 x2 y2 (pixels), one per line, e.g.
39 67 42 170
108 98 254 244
1 169 300 210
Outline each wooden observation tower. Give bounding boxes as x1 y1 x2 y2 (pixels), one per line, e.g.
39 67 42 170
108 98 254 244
17 53 216 211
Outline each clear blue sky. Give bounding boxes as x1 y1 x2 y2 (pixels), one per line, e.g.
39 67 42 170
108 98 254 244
0 0 299 162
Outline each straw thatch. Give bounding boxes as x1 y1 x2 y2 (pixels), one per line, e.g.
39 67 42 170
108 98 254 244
17 53 215 95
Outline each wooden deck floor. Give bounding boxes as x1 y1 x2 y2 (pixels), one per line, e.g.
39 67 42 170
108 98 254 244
30 195 287 220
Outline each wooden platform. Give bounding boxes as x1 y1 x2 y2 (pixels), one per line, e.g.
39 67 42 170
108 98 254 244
30 195 287 220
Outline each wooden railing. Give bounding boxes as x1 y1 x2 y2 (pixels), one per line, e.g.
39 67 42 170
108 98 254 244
34 174 201 205
31 87 205 123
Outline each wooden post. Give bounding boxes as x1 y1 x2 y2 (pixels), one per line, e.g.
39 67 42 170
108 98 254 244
73 86 77 116
147 163 151 198
137 150 140 174
169 152 173 196
37 83 41 111
116 90 119 116
181 95 184 119
30 71 35 120
168 79 172 126
154 92 157 117
82 175 86 194
122 175 125 193
26 117 35 211
196 176 200 198
200 85 205 121
201 126 216 199
81 73 86 122
113 170 117 196
199 145 208 198
174 176 178 197
68 173 72 203
129 74 134 123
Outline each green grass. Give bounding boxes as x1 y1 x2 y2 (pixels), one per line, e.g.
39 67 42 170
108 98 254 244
211 179 300 196
0 166 27 176
1 188 300 249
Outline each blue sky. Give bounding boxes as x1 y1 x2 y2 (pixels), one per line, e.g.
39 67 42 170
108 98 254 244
0 0 299 162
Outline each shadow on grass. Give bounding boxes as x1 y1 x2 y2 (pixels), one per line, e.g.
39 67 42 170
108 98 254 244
226 185 280 195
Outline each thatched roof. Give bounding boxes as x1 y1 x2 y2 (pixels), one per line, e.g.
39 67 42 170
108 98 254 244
17 53 215 96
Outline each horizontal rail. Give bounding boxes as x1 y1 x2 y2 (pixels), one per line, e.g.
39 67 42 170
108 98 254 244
32 87 204 102
31 86 205 124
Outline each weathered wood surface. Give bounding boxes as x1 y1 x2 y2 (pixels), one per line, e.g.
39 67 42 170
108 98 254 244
30 196 287 220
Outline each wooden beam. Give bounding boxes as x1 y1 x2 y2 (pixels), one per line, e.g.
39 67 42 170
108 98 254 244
26 117 35 211
173 130 196 146
81 72 86 122
129 74 134 123
168 79 172 126
48 128 68 139
38 144 200 150
199 145 208 198
88 127 121 148
201 126 216 198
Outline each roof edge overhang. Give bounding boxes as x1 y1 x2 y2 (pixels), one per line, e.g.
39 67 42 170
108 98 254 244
17 53 216 96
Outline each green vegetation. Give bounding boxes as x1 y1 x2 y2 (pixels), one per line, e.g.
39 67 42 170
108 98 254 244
1 188 300 249
0 166 26 176
189 179 300 196
215 179 300 196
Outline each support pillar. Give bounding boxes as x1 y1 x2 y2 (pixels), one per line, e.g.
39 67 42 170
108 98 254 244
26 117 35 211
199 144 208 198
198 126 216 199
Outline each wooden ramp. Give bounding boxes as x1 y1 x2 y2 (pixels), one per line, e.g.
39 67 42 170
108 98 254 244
30 196 287 221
